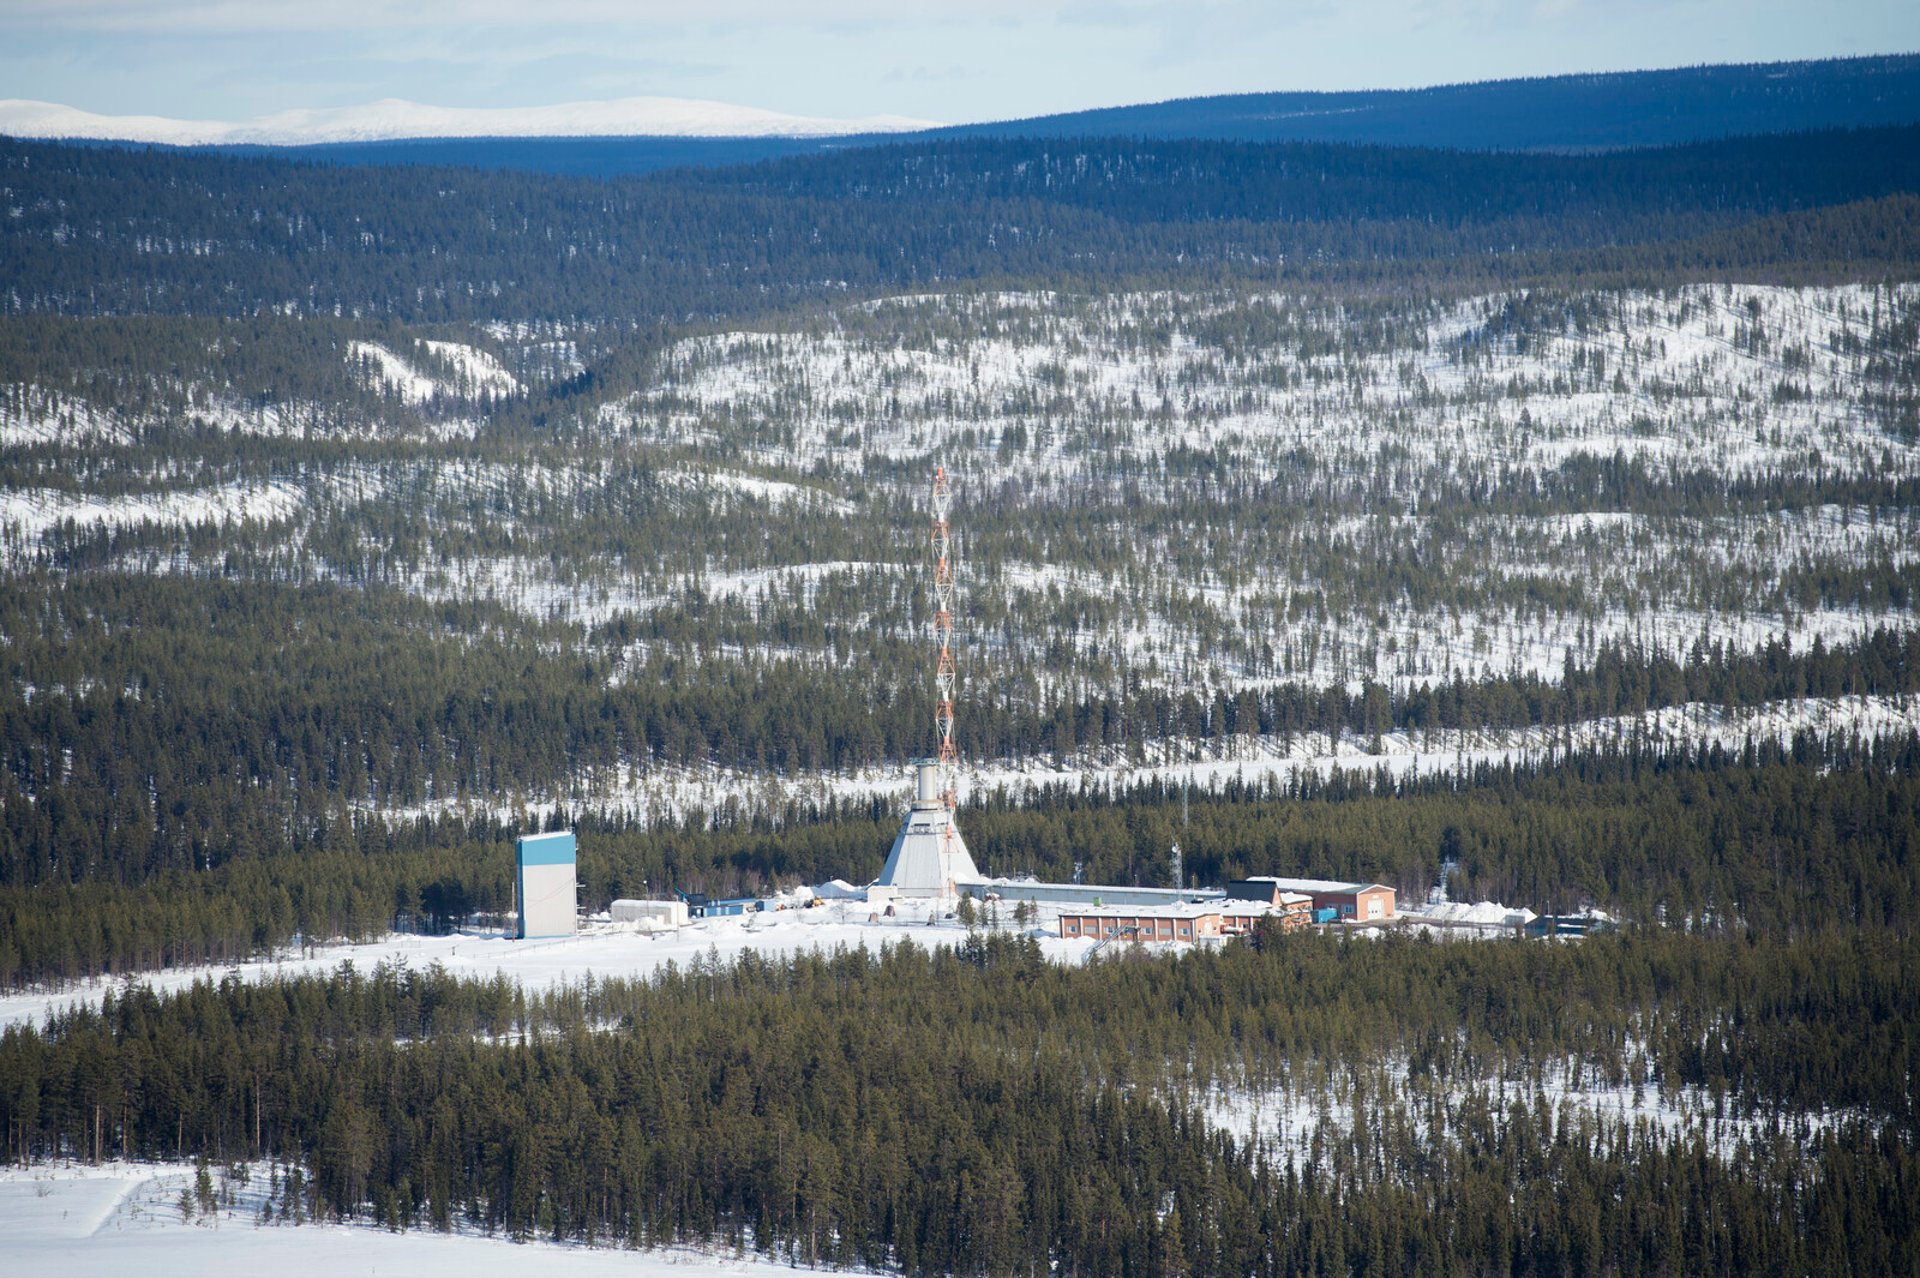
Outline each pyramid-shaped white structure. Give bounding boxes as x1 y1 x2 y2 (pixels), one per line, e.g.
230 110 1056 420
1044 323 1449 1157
875 761 980 897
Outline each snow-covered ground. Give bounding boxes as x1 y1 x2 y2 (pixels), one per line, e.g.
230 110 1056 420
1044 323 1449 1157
0 479 304 561
659 466 855 514
614 284 1918 483
583 282 1920 696
348 340 444 406
1202 1055 1871 1172
0 388 132 448
422 341 522 399
0 1159 824 1277
0 910 1096 1034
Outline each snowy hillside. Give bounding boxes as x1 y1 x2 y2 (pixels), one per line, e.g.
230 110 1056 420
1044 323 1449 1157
591 282 1920 694
5 280 1915 829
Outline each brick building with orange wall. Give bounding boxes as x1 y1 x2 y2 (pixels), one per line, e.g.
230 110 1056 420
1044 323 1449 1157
1229 877 1396 922
1059 903 1225 943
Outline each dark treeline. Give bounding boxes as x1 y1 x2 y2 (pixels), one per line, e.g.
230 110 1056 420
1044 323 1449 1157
3 730 1914 988
2 932 1914 1273
4 128 1917 333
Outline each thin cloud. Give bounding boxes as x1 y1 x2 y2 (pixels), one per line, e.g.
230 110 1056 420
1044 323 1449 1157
3 1 1036 33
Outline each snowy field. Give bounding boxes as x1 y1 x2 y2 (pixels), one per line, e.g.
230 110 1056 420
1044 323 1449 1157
0 908 1096 1034
1 1160 821 1278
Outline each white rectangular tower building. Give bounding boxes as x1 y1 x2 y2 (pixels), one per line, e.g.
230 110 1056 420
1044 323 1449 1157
516 830 577 939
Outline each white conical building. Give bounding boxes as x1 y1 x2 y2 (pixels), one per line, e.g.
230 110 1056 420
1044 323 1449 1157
875 760 980 897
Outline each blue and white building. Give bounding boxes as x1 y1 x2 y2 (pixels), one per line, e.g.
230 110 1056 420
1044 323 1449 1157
515 831 577 938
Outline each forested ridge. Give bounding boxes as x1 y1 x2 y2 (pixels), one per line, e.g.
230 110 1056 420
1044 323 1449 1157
6 128 1919 331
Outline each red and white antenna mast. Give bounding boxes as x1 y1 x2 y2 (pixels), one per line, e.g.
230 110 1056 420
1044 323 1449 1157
930 467 958 809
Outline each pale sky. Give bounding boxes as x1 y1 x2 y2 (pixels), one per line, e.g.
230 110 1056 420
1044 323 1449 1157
2 0 1916 124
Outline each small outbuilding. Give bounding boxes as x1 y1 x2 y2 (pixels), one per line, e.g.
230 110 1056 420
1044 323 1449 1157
611 899 689 928
685 894 761 919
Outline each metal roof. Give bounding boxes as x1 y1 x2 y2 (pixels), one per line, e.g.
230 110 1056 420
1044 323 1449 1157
1241 876 1390 894
1058 902 1227 920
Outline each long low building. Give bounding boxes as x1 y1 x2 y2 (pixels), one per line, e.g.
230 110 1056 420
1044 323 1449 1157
1059 894 1311 943
1229 876 1396 921
963 879 1226 909
1060 902 1224 943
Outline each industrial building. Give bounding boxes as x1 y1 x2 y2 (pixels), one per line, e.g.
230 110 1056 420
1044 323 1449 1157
1230 877 1396 922
685 894 761 919
1058 896 1310 943
515 831 577 939
966 879 1224 910
611 898 688 928
1059 903 1226 942
1232 893 1314 931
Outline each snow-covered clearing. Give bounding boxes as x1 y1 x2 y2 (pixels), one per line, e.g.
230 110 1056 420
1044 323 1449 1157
660 466 854 514
422 340 521 398
348 340 442 405
0 480 304 560
349 339 517 407
0 388 131 448
1202 1055 1871 1171
0 912 1094 1034
0 1159 818 1277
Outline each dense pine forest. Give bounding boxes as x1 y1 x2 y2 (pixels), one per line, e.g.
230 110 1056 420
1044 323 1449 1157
4 931 1915 1272
3 98 1919 1273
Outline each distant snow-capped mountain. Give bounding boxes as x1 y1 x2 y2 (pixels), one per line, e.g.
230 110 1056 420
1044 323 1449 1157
0 96 941 145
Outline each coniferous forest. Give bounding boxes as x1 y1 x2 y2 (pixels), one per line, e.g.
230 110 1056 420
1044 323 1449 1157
4 68 1920 1273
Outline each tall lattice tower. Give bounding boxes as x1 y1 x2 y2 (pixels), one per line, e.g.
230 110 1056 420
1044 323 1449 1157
874 466 980 898
930 466 958 808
